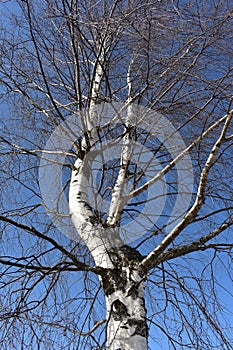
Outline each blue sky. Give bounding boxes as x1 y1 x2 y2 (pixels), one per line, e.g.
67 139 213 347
0 1 233 349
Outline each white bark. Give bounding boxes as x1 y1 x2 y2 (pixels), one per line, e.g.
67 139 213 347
69 40 148 349
101 247 148 350
105 285 148 350
69 38 121 268
106 60 135 227
69 158 123 267
70 162 148 348
106 106 134 226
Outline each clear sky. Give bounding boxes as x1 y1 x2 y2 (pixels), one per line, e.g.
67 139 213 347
0 1 233 349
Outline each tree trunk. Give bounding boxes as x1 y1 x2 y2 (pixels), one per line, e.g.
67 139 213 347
101 246 148 350
69 153 148 349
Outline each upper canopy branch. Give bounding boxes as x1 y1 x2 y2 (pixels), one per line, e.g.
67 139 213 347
140 110 232 271
125 110 233 201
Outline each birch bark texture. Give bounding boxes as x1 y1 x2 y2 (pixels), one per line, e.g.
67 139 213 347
68 103 149 348
68 45 149 346
0 1 233 349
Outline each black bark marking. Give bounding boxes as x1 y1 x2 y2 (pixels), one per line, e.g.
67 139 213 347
128 318 148 337
102 268 127 296
108 245 144 268
112 299 130 321
102 246 145 296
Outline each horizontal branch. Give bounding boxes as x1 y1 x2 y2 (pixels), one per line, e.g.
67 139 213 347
0 258 79 273
0 215 105 275
0 135 76 158
17 314 106 337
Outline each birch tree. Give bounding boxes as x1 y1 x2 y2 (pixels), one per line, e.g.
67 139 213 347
0 1 233 349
